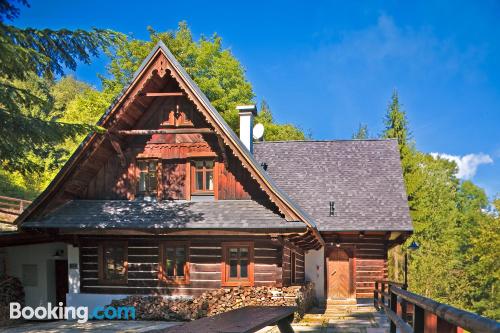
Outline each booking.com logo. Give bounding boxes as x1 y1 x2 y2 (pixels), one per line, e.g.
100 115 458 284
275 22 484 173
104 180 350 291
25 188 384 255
10 302 135 323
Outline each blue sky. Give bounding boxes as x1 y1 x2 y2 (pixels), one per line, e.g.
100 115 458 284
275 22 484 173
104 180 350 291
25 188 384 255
15 0 500 197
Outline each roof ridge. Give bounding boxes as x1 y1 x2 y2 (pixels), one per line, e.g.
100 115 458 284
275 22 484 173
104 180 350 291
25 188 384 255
254 138 397 144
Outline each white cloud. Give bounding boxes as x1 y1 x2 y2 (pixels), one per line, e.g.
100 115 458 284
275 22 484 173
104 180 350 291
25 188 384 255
430 153 493 180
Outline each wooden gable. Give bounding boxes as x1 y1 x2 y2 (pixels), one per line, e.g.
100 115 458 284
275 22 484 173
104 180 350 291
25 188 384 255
17 42 323 249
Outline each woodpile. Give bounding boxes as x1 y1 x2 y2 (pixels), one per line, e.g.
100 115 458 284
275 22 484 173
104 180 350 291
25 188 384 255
109 282 316 322
109 296 203 321
0 275 24 326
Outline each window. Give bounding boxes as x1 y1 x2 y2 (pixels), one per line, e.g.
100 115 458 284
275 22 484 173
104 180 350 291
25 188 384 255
137 160 158 195
160 242 189 284
290 251 296 284
191 160 214 194
98 242 127 284
222 242 254 286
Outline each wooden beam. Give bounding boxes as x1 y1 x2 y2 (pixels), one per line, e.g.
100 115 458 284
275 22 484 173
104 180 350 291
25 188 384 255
106 133 127 167
113 128 213 135
217 136 228 167
143 92 183 97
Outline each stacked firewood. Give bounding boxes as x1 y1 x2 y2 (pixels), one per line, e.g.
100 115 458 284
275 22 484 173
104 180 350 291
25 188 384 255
109 283 316 321
0 275 25 326
200 286 297 316
109 296 203 321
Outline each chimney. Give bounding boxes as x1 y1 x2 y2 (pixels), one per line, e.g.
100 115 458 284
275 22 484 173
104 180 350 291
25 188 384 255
237 105 257 153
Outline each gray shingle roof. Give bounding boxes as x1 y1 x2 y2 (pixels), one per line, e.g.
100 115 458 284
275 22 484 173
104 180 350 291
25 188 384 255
253 140 413 231
22 200 306 231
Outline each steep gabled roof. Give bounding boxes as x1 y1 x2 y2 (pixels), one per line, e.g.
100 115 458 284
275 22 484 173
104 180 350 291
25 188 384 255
254 140 413 232
17 42 324 248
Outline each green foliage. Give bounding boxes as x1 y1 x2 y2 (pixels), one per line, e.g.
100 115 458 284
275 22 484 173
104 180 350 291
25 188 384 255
0 0 122 173
382 90 499 320
0 76 98 198
100 22 253 131
352 123 369 139
255 100 306 141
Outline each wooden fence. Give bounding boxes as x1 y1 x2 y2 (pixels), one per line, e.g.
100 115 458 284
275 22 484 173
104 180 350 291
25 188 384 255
374 280 500 333
0 195 31 220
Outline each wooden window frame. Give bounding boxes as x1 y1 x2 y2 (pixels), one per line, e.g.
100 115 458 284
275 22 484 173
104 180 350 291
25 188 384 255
190 159 215 195
97 241 128 285
221 242 254 287
159 241 190 285
136 159 159 197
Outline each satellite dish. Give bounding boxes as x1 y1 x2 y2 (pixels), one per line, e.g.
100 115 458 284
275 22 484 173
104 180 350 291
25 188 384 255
253 123 264 140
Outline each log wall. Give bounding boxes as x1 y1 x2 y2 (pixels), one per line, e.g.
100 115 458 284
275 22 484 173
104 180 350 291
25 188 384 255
79 236 287 297
322 233 388 299
281 243 305 287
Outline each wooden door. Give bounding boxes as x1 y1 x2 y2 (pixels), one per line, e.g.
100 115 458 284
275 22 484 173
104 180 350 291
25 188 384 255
55 260 68 306
328 248 351 298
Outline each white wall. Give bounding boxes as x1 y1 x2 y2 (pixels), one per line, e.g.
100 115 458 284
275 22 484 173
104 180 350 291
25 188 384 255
67 293 128 309
5 242 67 307
67 244 80 294
305 247 325 303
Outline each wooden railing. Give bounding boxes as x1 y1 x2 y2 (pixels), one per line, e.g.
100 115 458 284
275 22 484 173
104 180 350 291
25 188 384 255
374 280 500 333
0 195 31 215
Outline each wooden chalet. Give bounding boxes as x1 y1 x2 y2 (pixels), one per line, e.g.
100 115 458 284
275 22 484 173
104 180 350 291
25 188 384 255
4 42 412 308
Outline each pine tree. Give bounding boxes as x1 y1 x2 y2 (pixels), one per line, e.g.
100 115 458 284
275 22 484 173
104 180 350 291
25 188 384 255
0 0 121 173
352 123 369 139
382 90 414 171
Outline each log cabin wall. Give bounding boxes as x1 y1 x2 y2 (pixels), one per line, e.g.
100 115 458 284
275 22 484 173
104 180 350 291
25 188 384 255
281 243 305 287
79 236 286 297
322 232 388 299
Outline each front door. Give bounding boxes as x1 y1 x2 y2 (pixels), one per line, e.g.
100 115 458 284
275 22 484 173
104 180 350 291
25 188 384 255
327 248 351 298
55 260 68 306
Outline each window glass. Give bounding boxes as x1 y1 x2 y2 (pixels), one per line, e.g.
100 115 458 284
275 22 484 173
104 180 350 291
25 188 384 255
240 260 248 278
194 160 204 169
165 247 175 276
206 171 213 190
176 247 186 277
196 171 204 191
163 244 187 280
103 245 126 281
192 160 215 193
138 160 157 194
225 246 251 282
139 172 146 192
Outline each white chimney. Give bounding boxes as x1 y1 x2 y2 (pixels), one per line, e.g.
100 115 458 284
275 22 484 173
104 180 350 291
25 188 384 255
237 105 257 153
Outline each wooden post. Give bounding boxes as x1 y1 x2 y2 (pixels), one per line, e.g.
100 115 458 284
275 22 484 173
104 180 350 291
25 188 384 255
277 314 294 333
381 282 386 307
374 281 379 309
437 317 459 333
413 304 424 333
390 287 397 333
401 298 407 324
424 311 437 333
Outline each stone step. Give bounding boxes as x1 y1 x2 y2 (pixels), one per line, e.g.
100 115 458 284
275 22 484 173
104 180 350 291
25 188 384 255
326 298 357 305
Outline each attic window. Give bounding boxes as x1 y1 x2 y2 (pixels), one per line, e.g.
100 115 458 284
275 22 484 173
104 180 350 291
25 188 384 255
191 160 214 194
137 160 158 196
329 201 335 216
